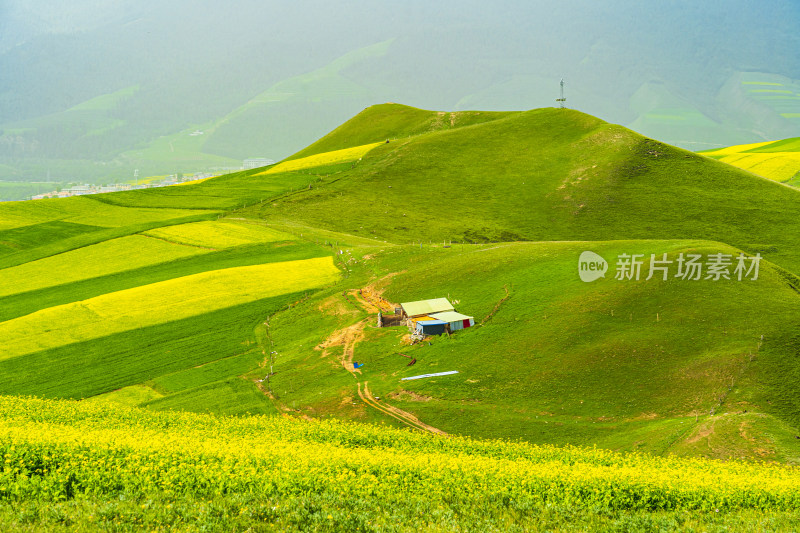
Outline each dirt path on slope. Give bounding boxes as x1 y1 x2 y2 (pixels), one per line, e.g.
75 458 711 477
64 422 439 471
314 278 445 435
316 319 365 375
358 382 447 435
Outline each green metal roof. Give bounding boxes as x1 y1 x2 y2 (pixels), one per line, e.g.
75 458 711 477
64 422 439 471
429 311 473 322
400 298 454 317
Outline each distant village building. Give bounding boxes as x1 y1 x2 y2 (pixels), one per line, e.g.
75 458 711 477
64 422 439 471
66 185 92 195
243 158 275 170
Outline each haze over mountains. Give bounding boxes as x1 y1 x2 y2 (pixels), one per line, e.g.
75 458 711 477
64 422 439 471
1 0 799 189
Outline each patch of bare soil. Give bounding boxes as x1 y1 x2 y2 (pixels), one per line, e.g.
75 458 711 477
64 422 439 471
388 390 433 402
316 321 365 374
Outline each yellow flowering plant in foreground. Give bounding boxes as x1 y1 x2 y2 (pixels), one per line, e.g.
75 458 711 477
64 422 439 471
0 396 798 513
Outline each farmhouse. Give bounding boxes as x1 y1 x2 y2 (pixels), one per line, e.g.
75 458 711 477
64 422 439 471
429 311 475 331
400 298 474 337
400 298 453 319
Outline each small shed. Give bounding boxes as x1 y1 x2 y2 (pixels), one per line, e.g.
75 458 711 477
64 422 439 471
429 311 475 331
415 319 448 336
400 298 454 318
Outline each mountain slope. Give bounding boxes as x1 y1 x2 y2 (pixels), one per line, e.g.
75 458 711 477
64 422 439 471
2 104 800 462
244 104 800 276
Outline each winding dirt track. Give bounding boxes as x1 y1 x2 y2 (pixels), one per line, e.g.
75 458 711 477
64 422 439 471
318 279 446 435
358 382 446 435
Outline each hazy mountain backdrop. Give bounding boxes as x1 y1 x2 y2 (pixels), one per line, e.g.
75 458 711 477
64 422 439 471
1 0 798 189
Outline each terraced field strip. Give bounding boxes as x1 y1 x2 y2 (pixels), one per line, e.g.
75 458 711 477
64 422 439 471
0 196 216 231
255 142 383 176
702 140 775 156
0 256 340 361
715 152 800 182
143 220 296 249
0 235 208 298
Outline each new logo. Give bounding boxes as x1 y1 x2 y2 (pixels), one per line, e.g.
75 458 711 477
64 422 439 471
578 251 608 282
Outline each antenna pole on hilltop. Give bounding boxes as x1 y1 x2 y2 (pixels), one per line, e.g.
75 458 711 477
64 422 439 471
556 79 566 109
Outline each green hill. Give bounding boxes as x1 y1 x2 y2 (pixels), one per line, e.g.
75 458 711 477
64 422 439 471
2 103 800 529
244 104 800 276
1 103 800 461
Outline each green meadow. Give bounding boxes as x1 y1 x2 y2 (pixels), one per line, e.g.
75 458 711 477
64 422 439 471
1 104 800 530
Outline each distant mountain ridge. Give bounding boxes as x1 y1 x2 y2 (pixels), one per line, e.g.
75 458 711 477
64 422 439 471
1 0 798 191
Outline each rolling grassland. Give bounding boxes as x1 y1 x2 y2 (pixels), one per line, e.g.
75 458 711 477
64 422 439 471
1 104 800 530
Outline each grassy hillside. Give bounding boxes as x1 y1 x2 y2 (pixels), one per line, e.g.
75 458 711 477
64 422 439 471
1 103 800 466
285 103 514 161
256 240 800 461
2 103 800 531
243 104 800 277
0 395 799 532
700 137 800 187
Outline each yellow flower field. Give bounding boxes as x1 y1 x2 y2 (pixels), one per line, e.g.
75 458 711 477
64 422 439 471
715 152 800 182
255 142 383 176
0 396 798 514
144 220 295 249
0 196 215 231
702 141 800 182
0 256 339 361
0 235 207 298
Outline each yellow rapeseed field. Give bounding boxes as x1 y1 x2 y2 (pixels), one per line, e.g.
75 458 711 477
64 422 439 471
703 141 800 182
0 256 339 360
0 235 207 298
144 220 295 249
0 196 214 231
0 396 798 513
715 152 800 182
255 142 383 176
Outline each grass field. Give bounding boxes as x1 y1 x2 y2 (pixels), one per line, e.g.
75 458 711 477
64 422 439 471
0 220 104 257
0 396 799 532
0 235 207 298
0 257 339 361
0 196 216 231
260 239 800 461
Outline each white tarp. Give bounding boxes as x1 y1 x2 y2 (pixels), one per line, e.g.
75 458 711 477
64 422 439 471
401 371 459 381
